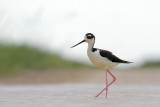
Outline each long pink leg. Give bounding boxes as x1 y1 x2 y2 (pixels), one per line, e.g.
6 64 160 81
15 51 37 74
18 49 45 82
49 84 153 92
96 70 108 97
107 70 116 86
105 70 108 98
95 69 116 97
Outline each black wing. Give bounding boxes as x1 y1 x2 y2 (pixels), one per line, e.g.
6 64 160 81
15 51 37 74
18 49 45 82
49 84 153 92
99 49 131 63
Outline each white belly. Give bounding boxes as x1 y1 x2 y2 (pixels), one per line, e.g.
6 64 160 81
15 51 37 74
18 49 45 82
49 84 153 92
87 50 119 69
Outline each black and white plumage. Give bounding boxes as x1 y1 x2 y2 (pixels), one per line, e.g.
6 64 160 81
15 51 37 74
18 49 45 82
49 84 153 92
71 33 132 98
71 33 131 69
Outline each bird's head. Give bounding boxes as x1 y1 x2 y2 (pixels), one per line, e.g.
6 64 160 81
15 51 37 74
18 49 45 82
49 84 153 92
71 33 95 48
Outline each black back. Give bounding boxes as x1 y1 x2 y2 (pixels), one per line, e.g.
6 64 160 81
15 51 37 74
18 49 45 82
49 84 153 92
99 49 131 63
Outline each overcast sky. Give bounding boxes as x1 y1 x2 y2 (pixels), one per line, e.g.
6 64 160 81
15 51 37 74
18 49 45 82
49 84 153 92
0 0 160 67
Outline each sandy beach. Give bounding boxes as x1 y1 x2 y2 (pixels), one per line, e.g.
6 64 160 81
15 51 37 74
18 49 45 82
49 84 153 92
0 68 160 107
0 68 160 84
0 84 160 107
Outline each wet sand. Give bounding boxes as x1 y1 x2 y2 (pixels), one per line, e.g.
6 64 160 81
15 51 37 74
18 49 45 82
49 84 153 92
0 69 160 107
0 84 160 107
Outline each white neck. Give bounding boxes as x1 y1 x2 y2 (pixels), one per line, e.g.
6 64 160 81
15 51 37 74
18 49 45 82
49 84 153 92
87 40 95 52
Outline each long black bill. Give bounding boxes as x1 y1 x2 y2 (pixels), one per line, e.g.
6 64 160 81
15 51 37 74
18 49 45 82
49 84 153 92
71 40 85 48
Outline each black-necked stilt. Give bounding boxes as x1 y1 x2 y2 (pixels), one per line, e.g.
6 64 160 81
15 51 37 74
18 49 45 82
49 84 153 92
71 33 132 98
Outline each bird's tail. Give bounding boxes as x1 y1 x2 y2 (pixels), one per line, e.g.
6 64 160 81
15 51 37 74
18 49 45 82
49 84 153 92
122 60 133 64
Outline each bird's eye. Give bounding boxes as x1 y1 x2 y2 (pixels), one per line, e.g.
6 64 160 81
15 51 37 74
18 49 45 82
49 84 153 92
87 35 93 39
87 34 91 37
85 33 94 39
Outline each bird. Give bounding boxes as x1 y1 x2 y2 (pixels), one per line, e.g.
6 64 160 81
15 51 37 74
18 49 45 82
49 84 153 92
71 33 132 98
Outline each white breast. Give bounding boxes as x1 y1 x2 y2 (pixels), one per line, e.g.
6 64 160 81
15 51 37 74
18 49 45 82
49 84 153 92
87 50 119 69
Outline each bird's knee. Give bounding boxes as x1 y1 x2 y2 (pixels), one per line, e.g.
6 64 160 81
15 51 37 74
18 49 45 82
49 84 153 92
113 77 116 82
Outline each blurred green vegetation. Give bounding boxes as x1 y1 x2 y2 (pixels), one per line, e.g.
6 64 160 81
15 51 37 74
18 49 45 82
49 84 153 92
141 60 160 68
0 44 90 76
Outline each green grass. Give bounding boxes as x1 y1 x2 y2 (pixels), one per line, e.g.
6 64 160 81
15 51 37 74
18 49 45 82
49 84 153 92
141 60 160 68
0 43 90 76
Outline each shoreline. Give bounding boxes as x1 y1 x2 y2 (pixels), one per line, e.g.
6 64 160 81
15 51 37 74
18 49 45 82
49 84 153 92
0 68 160 84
